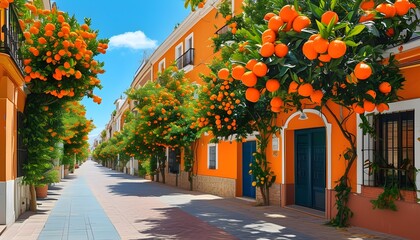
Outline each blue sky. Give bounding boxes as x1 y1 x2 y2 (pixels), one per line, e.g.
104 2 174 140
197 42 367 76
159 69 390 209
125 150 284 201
53 0 191 143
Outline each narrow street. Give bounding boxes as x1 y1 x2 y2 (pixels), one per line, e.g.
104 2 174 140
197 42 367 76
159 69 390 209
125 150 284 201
1 161 404 240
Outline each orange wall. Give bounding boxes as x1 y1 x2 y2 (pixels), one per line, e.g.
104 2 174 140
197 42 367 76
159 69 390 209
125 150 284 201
0 98 17 181
195 134 238 179
152 7 226 84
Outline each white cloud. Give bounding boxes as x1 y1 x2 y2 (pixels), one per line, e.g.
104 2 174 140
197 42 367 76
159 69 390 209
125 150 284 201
108 30 157 50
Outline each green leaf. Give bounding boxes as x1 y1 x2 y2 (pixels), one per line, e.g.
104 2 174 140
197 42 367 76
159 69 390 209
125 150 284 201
346 24 366 38
308 2 323 19
316 20 327 38
344 40 360 47
331 0 337 10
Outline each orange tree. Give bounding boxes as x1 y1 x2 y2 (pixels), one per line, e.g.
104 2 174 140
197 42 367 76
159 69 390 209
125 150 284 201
187 0 419 226
17 1 107 211
127 66 199 184
61 101 94 169
189 0 280 206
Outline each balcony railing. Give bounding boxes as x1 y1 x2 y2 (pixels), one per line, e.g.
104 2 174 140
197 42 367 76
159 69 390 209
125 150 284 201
215 24 229 35
0 5 24 74
175 48 194 70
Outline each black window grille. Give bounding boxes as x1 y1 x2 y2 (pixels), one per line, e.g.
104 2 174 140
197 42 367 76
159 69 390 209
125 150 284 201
208 145 216 169
168 148 180 174
17 111 27 177
0 4 24 74
175 48 194 70
362 111 415 190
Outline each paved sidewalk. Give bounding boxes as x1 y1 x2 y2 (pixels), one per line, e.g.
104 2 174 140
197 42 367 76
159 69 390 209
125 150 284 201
37 176 120 240
1 160 407 240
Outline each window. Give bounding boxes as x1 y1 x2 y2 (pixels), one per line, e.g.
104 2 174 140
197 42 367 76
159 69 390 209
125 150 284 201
362 111 415 189
168 148 180 174
208 143 218 169
175 43 183 70
185 33 193 51
158 59 165 72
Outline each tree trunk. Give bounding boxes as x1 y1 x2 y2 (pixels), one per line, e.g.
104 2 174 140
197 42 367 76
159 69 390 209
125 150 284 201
29 184 37 212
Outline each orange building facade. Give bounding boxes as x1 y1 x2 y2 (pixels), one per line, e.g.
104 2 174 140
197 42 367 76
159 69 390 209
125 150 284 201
0 0 52 226
116 0 419 238
0 6 29 226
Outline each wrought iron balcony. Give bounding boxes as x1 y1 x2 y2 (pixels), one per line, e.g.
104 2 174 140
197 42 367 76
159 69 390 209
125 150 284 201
215 24 229 35
175 48 194 70
0 5 24 74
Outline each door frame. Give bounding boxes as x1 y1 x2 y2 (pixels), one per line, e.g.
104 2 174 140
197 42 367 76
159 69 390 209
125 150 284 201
281 109 332 190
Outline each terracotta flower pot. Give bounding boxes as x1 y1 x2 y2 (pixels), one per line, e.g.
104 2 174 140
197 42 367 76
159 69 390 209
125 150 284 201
36 185 48 198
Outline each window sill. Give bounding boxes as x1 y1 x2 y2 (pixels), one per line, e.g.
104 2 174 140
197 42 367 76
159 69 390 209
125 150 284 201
182 64 193 73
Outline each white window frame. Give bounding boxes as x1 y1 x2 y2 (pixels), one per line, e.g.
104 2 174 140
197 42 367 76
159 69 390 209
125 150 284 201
356 98 420 200
207 143 218 170
158 58 165 72
185 32 194 51
175 43 183 61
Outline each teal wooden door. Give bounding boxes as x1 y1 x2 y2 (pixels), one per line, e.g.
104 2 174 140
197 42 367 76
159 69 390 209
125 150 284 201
295 128 326 211
242 141 256 198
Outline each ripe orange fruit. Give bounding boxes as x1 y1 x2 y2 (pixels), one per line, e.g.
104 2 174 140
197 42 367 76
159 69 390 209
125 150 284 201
225 15 232 21
360 0 375 10
271 106 282 113
245 87 260 102
327 40 347 59
218 68 230 80
260 42 275 57
376 103 389 113
262 29 276 43
313 36 329 53
366 90 377 99
268 16 284 32
274 43 288 57
292 15 311 33
386 28 395 37
279 5 298 22
394 0 411 16
363 100 376 112
298 83 314 97
270 97 283 107
288 81 299 93
241 71 258 87
321 11 339 25
318 54 331 62
264 12 276 21
266 79 280 92
359 11 375 22
246 59 258 70
379 82 392 94
352 103 365 114
302 40 318 60
376 3 396 18
232 65 246 80
253 62 268 77
309 33 319 40
310 90 324 103
354 62 372 80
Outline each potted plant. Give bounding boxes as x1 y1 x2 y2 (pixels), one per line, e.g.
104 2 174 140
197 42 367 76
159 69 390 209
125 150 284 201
35 170 59 198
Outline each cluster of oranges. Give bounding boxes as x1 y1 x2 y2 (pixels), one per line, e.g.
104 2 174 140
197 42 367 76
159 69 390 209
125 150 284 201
360 0 416 23
21 3 107 104
234 0 416 115
194 68 241 132
0 0 14 9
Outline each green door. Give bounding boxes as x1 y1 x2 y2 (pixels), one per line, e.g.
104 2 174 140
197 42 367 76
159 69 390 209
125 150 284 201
295 128 326 211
